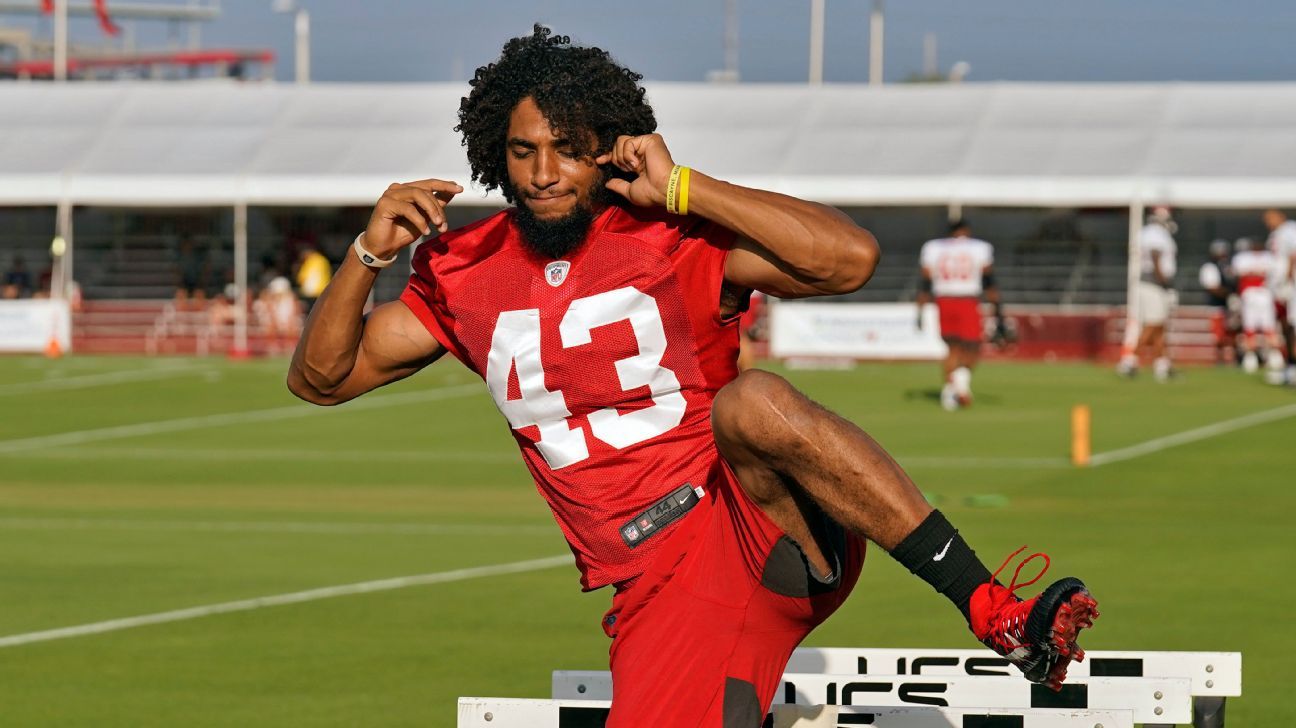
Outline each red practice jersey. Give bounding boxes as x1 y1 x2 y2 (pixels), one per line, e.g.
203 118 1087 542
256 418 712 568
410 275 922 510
400 204 741 590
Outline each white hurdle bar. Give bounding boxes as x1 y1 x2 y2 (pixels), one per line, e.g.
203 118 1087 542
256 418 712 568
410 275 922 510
788 648 1240 728
552 672 1192 726
458 697 1135 728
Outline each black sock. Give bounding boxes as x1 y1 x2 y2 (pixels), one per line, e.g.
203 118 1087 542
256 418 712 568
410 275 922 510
889 510 993 623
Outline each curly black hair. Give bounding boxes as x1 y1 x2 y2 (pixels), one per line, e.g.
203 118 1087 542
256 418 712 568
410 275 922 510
456 25 657 205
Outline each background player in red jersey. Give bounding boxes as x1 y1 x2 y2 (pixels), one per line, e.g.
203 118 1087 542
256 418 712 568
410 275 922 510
287 27 1096 727
915 220 1004 411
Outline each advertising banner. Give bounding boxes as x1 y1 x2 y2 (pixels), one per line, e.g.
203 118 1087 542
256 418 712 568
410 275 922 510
770 302 947 360
0 299 72 353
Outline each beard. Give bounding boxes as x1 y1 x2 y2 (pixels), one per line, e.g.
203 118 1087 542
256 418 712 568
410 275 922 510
515 201 595 260
513 175 610 260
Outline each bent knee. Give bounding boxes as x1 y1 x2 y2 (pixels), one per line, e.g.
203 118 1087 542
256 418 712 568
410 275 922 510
711 370 807 450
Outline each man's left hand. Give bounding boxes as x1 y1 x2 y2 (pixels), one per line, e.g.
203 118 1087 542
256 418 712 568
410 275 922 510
597 134 676 209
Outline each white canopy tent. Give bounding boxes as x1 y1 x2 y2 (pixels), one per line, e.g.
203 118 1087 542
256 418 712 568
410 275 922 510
5 80 1296 349
5 81 1296 208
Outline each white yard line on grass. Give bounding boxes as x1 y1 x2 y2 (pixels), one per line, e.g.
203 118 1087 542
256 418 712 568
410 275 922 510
897 456 1070 469
0 554 574 649
3 445 516 464
0 365 213 396
0 517 554 536
1090 401 1296 467
0 383 482 455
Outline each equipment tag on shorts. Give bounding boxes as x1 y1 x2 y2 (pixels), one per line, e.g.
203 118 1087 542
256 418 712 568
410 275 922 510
620 484 699 549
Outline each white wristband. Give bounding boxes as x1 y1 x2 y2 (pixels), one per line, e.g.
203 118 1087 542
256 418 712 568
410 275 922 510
353 232 398 269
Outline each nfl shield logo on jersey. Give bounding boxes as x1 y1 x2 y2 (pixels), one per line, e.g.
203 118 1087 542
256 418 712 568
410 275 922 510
544 261 571 287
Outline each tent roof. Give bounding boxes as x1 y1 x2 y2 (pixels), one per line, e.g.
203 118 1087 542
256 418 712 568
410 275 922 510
4 81 1296 208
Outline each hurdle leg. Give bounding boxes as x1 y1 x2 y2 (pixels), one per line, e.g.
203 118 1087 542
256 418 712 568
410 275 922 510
1193 695 1226 728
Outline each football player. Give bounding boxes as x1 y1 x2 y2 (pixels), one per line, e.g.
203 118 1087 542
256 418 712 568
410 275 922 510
288 27 1096 727
916 220 1003 411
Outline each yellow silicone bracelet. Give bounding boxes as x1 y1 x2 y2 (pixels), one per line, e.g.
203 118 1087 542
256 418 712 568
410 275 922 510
665 165 683 214
677 166 691 216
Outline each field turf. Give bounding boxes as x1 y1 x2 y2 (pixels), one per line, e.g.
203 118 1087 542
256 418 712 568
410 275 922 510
0 355 1291 726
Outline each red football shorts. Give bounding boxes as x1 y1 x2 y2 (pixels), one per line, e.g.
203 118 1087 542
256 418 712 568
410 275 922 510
601 457 866 727
936 296 983 343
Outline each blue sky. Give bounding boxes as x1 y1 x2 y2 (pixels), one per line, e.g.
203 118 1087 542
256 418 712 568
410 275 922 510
7 0 1296 84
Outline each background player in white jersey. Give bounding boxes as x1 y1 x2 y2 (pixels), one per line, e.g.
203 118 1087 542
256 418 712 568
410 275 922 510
1264 209 1296 384
916 220 1003 411
1232 237 1284 374
1117 206 1177 381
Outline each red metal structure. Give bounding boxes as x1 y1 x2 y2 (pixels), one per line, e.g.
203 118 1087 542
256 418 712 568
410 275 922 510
1 49 275 78
40 0 118 35
1 1 274 80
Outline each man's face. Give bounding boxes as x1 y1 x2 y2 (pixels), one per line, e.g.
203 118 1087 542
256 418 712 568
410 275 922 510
506 97 608 258
1263 210 1285 231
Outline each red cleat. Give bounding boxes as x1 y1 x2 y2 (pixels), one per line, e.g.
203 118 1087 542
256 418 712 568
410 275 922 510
969 546 1099 691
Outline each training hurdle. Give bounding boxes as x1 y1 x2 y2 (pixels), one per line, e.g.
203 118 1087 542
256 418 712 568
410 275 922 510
458 697 1135 728
787 647 1240 728
554 672 1190 726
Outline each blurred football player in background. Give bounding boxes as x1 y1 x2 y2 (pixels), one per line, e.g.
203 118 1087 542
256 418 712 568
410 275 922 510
1264 209 1296 385
1231 237 1284 375
1117 206 1178 381
1198 239 1237 366
916 220 1004 411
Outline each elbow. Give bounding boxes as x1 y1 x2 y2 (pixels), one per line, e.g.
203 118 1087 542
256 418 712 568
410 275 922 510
286 365 343 406
821 230 880 295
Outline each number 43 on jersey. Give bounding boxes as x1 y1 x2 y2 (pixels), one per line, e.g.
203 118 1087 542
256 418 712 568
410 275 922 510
485 286 686 469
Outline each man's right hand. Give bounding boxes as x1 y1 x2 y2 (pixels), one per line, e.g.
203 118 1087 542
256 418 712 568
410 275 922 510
364 179 463 259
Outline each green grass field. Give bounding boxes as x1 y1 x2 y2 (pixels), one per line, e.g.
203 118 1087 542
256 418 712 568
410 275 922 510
0 355 1291 726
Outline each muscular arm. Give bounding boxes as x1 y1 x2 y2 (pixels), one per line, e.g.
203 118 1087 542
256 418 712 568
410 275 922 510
286 254 445 406
287 177 460 406
691 174 880 298
598 135 879 300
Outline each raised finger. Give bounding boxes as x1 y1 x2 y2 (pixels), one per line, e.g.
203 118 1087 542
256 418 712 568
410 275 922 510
402 178 464 195
604 138 628 172
616 135 641 173
405 187 447 233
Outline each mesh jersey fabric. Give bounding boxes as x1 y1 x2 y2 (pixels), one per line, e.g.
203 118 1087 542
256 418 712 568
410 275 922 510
400 203 740 590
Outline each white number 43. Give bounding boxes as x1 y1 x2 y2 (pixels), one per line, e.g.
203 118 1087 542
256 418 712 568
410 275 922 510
485 287 686 469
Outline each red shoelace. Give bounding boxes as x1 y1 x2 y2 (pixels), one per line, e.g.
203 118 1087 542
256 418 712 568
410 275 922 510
981 546 1052 648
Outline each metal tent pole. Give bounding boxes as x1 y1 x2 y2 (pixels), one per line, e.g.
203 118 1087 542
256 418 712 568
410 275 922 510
232 202 249 357
869 0 884 86
54 0 68 81
55 200 73 299
808 0 824 84
1122 199 1144 355
294 7 310 84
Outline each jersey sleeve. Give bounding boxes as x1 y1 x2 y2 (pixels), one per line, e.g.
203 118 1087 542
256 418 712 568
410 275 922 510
1199 262 1221 289
980 240 995 268
674 215 739 324
919 241 937 270
1280 227 1296 256
398 240 468 363
1142 225 1171 253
